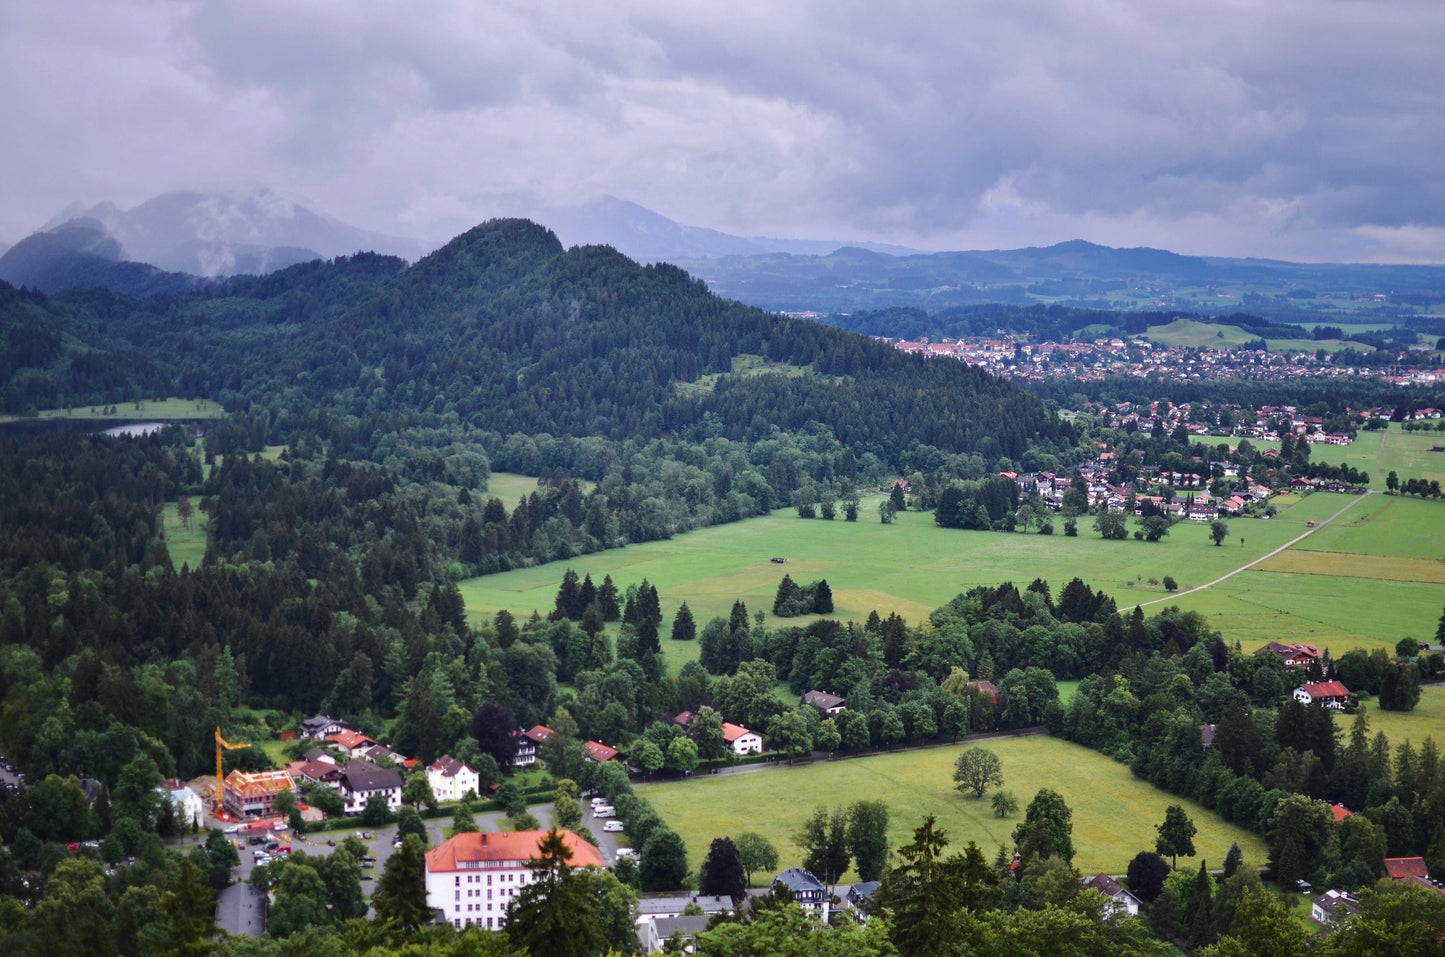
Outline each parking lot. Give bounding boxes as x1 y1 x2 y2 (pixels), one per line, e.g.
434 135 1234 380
212 801 631 889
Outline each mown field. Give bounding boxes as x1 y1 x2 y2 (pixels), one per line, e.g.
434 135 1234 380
641 735 1270 882
459 482 1314 649
0 396 224 423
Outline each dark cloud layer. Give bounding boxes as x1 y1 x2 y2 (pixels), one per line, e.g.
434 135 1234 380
2 1 1443 261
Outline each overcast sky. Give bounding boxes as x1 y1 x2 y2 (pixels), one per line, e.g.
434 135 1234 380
4 1 1444 262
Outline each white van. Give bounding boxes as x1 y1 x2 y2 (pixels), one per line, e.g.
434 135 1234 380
591 804 616 818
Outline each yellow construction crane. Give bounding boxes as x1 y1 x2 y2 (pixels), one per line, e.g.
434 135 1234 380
214 727 250 814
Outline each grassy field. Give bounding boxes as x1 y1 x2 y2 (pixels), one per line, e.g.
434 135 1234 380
1255 426 1445 492
161 502 208 569
1145 319 1258 348
457 495 1313 640
0 396 225 423
642 735 1269 881
1358 687 1445 748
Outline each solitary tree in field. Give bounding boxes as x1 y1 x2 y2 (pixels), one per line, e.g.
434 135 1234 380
1155 804 1197 868
991 790 1019 818
1211 518 1230 546
953 748 1004 798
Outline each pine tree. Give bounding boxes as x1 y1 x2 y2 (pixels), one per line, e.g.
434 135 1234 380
373 836 431 932
671 602 696 641
597 574 622 621
812 579 834 614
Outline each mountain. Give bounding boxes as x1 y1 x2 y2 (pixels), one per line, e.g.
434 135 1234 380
2 190 433 293
0 218 1064 467
0 218 199 297
543 196 924 263
674 238 1445 319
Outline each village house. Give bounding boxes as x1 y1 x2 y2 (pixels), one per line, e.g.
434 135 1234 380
326 729 379 759
1310 889 1361 928
584 741 620 763
511 730 538 767
518 725 555 768
1255 642 1322 668
338 759 404 816
773 867 830 922
803 691 846 715
299 715 350 740
722 722 762 756
159 780 205 829
425 829 605 931
1293 680 1351 710
287 758 345 794
1083 874 1143 916
427 756 480 804
638 915 710 954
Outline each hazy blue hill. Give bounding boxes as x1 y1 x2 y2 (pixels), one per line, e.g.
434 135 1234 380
0 219 199 297
980 239 1211 279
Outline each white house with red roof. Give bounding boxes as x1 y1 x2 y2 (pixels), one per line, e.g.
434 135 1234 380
1294 680 1351 710
425 829 605 931
325 729 378 758
722 722 762 756
584 741 619 763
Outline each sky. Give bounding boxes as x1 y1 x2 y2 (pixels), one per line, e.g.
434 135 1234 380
3 0 1445 262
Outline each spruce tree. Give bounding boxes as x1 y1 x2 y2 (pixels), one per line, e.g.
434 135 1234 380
671 602 696 641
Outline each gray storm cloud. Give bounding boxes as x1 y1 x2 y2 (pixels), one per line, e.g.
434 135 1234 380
1 0 1443 261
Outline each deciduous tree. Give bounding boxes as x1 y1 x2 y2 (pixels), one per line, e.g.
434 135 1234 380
953 748 1004 798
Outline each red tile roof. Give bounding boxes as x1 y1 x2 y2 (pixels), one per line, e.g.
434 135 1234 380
721 722 755 743
1385 857 1430 880
584 741 618 762
326 730 376 750
522 725 555 745
425 829 605 873
1302 680 1351 699
1331 804 1353 821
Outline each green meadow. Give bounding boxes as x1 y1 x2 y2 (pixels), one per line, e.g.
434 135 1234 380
1253 425 1445 492
641 735 1269 881
0 396 224 423
458 488 1313 639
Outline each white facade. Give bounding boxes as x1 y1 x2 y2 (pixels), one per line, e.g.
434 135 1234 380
160 785 205 828
427 859 535 931
425 831 605 931
723 723 763 756
427 757 480 804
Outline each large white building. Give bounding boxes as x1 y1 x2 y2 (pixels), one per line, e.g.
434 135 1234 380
424 829 605 931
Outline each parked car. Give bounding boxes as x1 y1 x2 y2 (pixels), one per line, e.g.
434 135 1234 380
614 848 637 860
326 839 337 847
360 856 376 869
602 821 624 832
224 825 240 834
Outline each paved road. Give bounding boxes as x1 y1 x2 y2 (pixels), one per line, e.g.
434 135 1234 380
1135 490 1374 609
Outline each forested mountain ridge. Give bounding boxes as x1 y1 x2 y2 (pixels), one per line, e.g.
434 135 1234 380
2 217 1068 465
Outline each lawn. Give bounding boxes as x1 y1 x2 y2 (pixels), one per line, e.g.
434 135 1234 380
641 735 1269 881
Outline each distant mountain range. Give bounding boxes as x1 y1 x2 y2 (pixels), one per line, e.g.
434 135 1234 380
542 196 924 261
4 192 1444 322
0 190 431 294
